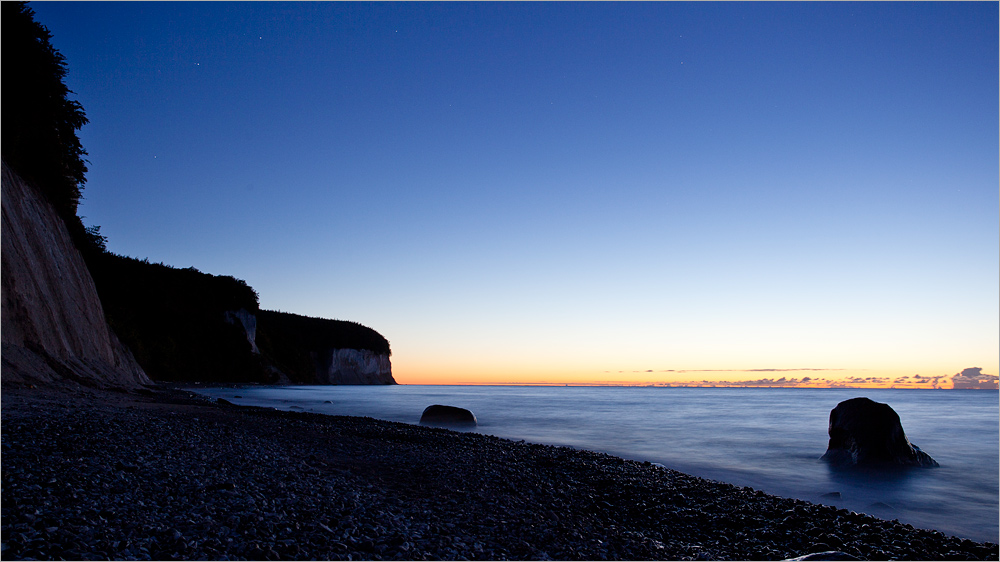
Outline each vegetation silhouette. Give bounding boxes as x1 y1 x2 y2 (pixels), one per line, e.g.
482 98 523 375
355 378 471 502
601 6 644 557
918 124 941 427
86 252 265 383
88 252 392 384
3 4 393 385
2 2 91 248
256 309 391 382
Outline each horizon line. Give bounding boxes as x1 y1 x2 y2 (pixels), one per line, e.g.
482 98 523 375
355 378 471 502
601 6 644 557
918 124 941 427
398 382 998 390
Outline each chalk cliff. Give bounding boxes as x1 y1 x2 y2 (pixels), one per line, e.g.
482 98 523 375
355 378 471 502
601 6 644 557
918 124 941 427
80 253 395 385
1 4 389 388
225 308 260 354
1 162 150 388
313 348 394 385
229 308 396 385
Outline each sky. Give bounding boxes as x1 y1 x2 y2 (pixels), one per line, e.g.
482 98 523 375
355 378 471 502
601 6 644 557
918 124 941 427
29 2 998 387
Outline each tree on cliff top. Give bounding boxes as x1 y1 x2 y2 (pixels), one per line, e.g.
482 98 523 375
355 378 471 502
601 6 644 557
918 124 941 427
2 1 89 225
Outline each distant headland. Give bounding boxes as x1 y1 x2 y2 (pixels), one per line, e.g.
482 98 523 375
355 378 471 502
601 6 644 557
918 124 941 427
1 2 393 388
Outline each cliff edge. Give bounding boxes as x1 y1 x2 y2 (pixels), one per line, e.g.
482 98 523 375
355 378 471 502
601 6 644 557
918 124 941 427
1 162 150 388
83 255 395 385
256 309 395 385
1 4 390 388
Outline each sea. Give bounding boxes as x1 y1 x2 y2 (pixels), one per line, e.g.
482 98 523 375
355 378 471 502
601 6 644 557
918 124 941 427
191 385 999 543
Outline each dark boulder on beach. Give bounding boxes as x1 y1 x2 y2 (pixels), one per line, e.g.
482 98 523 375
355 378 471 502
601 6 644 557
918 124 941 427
821 397 938 468
420 404 477 426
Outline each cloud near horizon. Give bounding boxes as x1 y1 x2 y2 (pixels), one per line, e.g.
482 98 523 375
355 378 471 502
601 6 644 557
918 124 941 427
592 368 998 389
607 368 851 374
952 367 999 390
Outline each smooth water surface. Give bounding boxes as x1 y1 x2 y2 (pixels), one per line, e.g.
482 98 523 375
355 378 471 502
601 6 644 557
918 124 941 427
193 385 998 542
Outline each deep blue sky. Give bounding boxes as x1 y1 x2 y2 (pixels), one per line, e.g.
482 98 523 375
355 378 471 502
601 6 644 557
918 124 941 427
30 2 998 384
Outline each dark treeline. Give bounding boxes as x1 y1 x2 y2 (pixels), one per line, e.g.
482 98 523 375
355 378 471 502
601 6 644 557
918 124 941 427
86 253 267 383
3 3 392 385
256 310 392 381
259 310 390 356
89 252 392 384
1 1 92 251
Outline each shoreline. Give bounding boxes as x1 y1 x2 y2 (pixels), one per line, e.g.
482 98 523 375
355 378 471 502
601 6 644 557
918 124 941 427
2 385 997 561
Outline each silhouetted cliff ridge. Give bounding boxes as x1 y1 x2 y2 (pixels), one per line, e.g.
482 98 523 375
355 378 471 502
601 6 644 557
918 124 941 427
1 162 150 388
1 3 391 387
85 256 395 385
256 310 394 385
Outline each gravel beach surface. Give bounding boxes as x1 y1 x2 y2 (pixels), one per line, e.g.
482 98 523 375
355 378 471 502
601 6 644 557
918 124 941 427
2 386 997 561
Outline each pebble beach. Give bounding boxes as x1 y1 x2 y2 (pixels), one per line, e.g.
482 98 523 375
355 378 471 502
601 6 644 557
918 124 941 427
2 386 997 561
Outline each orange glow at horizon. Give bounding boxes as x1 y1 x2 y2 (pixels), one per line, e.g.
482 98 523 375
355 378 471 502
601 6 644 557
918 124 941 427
391 362 999 390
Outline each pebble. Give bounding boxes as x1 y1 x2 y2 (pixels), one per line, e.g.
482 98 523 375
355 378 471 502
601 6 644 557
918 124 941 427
2 386 997 561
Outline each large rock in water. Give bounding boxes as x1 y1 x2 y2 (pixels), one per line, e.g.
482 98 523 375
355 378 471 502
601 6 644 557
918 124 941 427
420 405 477 426
1 162 150 388
820 397 938 468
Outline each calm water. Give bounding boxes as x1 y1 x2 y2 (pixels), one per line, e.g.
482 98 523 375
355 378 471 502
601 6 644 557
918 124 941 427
193 385 999 542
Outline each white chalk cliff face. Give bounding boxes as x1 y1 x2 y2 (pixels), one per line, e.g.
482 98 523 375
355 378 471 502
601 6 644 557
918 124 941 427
225 308 395 384
224 308 259 354
313 348 394 385
1 162 150 387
